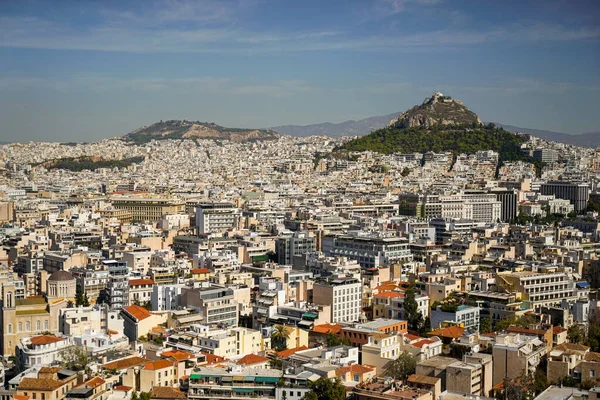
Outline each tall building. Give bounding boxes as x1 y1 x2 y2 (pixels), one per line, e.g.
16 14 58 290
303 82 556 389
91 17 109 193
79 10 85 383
328 235 412 268
533 148 558 164
195 203 239 234
275 231 316 265
101 260 130 310
492 188 518 222
313 277 362 323
540 181 590 213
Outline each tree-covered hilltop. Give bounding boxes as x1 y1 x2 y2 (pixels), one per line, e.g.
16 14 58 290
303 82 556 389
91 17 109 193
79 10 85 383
39 156 144 171
336 123 540 168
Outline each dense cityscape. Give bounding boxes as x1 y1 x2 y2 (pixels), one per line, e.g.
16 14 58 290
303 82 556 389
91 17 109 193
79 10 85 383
2 1 600 400
0 90 599 400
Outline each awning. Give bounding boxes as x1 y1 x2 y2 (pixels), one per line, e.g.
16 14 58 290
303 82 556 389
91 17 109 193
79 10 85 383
245 376 255 382
233 388 254 393
252 254 269 262
232 376 246 381
255 376 280 383
221 376 232 382
302 312 318 320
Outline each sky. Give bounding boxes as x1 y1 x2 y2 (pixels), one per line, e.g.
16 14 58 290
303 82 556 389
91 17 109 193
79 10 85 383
0 0 599 142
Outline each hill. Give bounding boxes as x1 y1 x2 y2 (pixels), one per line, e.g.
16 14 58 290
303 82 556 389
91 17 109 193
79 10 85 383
388 92 482 129
336 93 538 170
123 120 281 144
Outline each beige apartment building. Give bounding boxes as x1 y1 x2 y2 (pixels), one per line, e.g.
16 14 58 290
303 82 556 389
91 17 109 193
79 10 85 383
446 353 493 397
492 333 547 386
111 197 184 222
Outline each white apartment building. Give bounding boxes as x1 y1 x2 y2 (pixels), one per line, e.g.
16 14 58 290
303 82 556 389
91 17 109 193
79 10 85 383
16 335 73 369
313 277 362 323
196 203 240 234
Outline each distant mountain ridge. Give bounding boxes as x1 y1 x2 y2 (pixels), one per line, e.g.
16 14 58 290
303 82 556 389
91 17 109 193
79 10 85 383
493 124 599 148
123 120 280 144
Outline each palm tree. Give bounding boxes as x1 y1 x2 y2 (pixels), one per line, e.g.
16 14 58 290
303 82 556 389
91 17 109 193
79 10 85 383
271 324 290 351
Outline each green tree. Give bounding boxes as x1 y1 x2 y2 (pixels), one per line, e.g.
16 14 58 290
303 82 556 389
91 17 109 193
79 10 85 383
59 346 89 371
308 378 346 400
480 318 492 334
418 317 432 337
269 356 283 370
533 369 548 395
75 285 85 306
384 351 416 382
131 392 139 400
403 286 422 332
271 325 290 351
567 324 586 345
140 393 151 400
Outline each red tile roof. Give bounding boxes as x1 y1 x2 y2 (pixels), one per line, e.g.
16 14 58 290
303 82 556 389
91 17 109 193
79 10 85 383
123 305 152 321
102 356 149 370
143 359 175 371
30 336 64 346
192 268 210 274
162 350 196 361
336 364 376 375
85 377 105 389
236 354 269 365
150 386 186 399
313 323 343 335
114 386 133 392
277 346 308 358
412 339 436 348
427 326 465 339
553 326 567 334
129 279 154 286
374 291 405 299
201 352 227 365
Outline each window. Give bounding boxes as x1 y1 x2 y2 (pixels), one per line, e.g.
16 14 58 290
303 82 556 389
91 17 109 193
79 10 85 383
36 321 41 331
7 324 12 334
26 321 30 331
18 322 22 332
591 369 596 378
44 320 48 330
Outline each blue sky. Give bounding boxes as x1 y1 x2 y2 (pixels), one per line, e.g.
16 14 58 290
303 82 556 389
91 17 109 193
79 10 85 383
0 0 599 142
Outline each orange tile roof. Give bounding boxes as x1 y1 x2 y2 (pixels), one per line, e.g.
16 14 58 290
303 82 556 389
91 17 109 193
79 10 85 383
150 386 186 399
30 336 64 346
123 304 152 321
313 323 343 335
277 346 308 358
236 354 269 365
14 395 29 400
85 377 105 389
404 334 422 341
553 326 567 334
427 326 465 339
192 268 210 274
374 291 405 299
102 356 149 370
18 378 65 391
114 386 133 392
412 339 436 348
39 367 62 373
129 279 154 286
336 364 376 375
584 352 600 362
162 350 196 361
201 352 227 365
143 359 175 371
